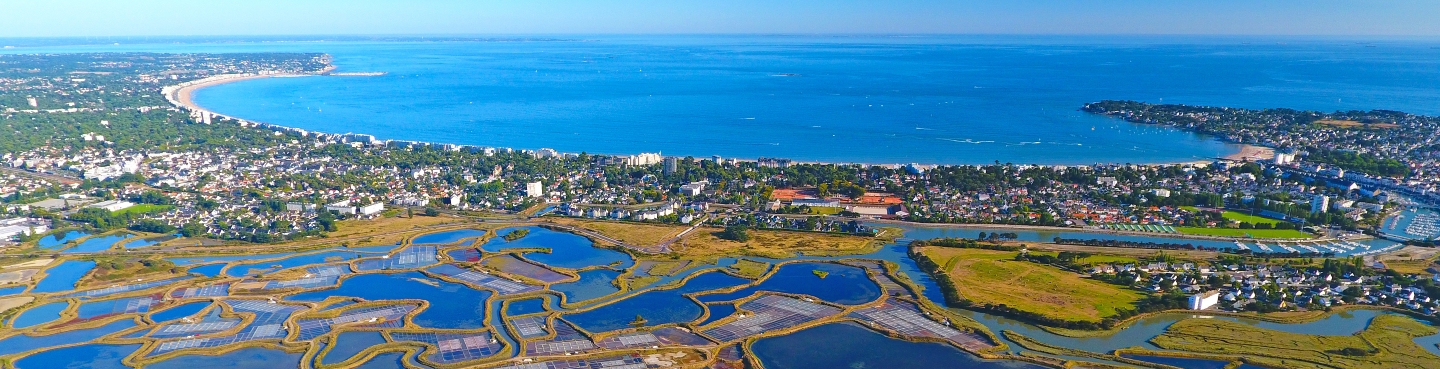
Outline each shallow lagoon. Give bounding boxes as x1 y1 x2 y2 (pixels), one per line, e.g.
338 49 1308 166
355 352 407 369
323 331 389 365
551 269 622 303
63 233 134 254
145 347 305 369
0 319 136 356
565 271 748 333
0 285 26 296
1120 354 1260 369
13 343 139 369
698 303 735 326
226 250 383 277
481 227 634 270
753 322 1042 369
187 263 226 277
36 231 89 249
505 298 547 316
149 301 210 322
696 262 881 305
31 260 97 293
412 228 487 244
289 272 492 329
10 301 68 328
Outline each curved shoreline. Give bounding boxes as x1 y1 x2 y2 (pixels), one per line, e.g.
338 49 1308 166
159 68 1262 167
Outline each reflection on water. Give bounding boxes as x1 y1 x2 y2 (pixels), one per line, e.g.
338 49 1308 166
753 322 1043 369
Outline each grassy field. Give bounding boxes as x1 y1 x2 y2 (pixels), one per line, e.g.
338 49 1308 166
112 204 174 216
728 259 770 278
807 206 844 215
919 247 1141 324
549 218 686 246
673 227 885 258
1025 251 1138 266
1182 207 1287 226
1151 314 1440 369
1173 227 1312 239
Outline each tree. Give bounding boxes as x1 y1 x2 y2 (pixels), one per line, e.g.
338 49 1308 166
423 208 440 217
717 225 750 242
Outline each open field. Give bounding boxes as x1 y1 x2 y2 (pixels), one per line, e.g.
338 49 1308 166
673 227 888 258
1315 119 1399 129
1014 242 1220 261
0 296 34 314
1 258 54 269
1182 207 1284 226
548 218 687 246
113 203 175 216
728 259 770 278
1173 226 1312 239
920 247 1141 323
1375 246 1440 275
1150 314 1440 369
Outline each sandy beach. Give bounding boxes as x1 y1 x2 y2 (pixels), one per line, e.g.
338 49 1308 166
170 74 273 115
1224 144 1275 162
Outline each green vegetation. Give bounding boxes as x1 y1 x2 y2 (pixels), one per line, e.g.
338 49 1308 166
1150 314 1440 369
1307 149 1411 178
88 257 179 282
503 229 530 241
729 259 770 278
716 224 750 242
811 270 829 278
113 204 174 216
1173 227 1312 239
919 247 1142 325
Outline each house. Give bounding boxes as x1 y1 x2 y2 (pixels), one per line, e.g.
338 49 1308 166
1188 291 1220 310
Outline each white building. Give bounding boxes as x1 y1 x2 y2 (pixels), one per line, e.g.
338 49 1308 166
0 217 48 240
1273 153 1295 165
1151 189 1171 198
358 203 385 216
1096 177 1119 187
285 202 316 212
326 200 356 215
1310 195 1330 215
680 181 708 196
88 200 135 212
26 97 38 108
1188 291 1220 310
622 152 663 166
526 181 544 198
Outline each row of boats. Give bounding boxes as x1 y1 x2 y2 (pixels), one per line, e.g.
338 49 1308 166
1231 239 1398 256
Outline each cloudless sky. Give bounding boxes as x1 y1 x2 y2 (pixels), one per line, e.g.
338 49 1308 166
5 0 1440 37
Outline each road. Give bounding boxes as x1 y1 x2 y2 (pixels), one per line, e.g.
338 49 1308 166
0 166 81 185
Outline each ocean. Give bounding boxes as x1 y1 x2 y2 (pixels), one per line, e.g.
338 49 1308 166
8 35 1440 165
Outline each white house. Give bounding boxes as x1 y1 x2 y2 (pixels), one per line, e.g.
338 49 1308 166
1188 291 1220 310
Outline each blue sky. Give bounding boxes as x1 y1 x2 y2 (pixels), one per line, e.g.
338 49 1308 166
5 0 1440 37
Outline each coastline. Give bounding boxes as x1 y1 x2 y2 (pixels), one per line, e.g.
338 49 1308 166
162 67 1271 168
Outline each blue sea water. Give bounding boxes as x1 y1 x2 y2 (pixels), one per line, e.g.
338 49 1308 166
10 36 1440 164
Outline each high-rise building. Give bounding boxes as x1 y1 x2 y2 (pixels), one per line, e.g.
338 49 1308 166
1311 195 1330 214
663 157 677 174
526 181 544 198
26 97 38 107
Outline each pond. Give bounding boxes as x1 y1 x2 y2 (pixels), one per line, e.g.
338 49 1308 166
36 231 89 249
0 319 136 356
288 272 492 329
0 285 26 296
149 301 210 322
412 228 487 244
226 250 386 277
564 271 749 333
481 226 634 270
144 347 305 369
698 303 735 326
166 245 395 266
187 263 226 277
322 331 389 365
505 298 547 316
551 269 622 304
10 301 68 329
695 262 882 305
752 322 1043 369
123 235 177 249
13 343 140 369
355 352 407 369
62 233 134 254
1120 354 1262 369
